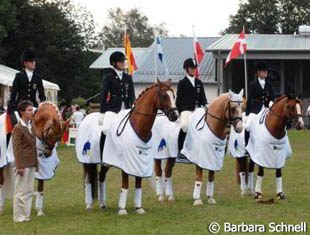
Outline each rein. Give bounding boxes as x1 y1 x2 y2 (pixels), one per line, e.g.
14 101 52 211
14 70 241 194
116 85 175 136
195 100 243 130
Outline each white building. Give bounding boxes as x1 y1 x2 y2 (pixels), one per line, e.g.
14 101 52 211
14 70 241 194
0 64 60 107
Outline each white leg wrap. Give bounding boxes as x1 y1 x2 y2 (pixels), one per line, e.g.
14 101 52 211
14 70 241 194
155 176 164 196
276 177 283 194
134 188 142 208
35 192 44 210
206 181 214 198
98 181 106 206
239 172 247 193
165 177 173 197
0 186 4 207
193 181 202 200
247 172 254 193
118 188 128 210
85 183 93 206
255 175 263 193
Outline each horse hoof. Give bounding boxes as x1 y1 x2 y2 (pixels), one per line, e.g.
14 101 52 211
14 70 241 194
85 205 93 211
136 208 146 215
241 190 247 197
100 203 106 209
277 192 285 200
248 190 255 196
37 210 44 216
158 195 165 203
208 198 216 204
118 209 128 216
254 192 263 201
168 196 175 202
193 199 204 206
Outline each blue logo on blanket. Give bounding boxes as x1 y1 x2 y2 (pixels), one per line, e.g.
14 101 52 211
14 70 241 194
273 145 283 151
82 141 91 156
234 139 239 150
158 138 167 153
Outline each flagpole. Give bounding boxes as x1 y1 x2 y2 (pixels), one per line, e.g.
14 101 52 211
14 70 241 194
154 29 157 83
192 25 198 76
244 52 248 99
243 26 248 99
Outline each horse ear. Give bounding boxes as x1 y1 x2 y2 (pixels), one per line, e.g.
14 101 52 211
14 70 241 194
239 89 244 97
166 79 171 86
156 78 161 85
228 89 233 99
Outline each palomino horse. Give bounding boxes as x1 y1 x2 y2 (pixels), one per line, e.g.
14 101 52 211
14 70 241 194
0 102 64 215
98 79 178 215
246 95 304 201
181 90 244 205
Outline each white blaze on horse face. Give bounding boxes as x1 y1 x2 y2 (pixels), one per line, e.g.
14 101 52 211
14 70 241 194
229 90 244 133
167 89 176 109
296 103 304 129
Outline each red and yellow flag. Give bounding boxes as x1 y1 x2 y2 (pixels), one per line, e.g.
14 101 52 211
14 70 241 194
124 33 137 76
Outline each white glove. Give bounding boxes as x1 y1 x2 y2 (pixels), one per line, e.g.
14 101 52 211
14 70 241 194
269 101 274 108
98 113 105 126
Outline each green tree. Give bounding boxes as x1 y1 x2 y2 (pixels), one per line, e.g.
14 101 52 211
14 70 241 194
225 0 280 34
279 0 310 34
1 0 100 102
99 7 168 48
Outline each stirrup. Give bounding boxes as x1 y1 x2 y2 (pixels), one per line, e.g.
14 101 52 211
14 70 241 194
276 192 285 200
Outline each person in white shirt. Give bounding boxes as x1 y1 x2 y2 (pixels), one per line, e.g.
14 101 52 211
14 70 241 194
72 106 84 128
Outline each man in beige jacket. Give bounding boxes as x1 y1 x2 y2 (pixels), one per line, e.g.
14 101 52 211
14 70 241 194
12 100 38 222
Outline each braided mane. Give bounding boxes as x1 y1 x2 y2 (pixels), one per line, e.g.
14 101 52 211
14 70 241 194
134 84 158 105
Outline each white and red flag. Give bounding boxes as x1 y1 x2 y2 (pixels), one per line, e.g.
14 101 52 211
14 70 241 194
193 35 205 78
225 29 247 67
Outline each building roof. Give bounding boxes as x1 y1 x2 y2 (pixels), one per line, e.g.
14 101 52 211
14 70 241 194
89 48 148 69
133 37 220 83
0 65 60 90
207 34 310 52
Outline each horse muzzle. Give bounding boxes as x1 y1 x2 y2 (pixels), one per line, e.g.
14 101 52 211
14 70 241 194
295 117 304 130
233 119 243 133
167 110 179 122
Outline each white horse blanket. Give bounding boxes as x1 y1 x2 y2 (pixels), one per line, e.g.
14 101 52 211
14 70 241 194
181 108 227 171
228 113 246 158
152 114 180 159
35 140 59 180
1 112 59 180
102 110 155 178
75 112 104 164
246 108 292 169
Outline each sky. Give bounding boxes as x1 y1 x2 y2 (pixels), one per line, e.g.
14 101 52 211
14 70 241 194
72 0 240 37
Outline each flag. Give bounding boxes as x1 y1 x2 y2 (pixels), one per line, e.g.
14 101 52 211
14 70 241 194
124 33 137 76
156 36 169 74
193 36 205 78
225 29 247 67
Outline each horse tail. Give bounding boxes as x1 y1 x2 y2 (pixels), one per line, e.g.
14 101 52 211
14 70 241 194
83 164 98 200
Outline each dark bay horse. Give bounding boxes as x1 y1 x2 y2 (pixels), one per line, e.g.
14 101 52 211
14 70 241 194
86 79 178 215
181 90 244 206
0 102 65 215
246 95 304 201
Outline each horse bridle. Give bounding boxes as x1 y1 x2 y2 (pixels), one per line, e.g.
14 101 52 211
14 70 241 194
116 85 176 136
269 98 302 126
207 100 243 125
132 85 177 117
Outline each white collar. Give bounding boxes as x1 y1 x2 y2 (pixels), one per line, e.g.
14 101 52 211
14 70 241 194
186 75 195 87
25 69 33 81
20 119 31 131
114 68 123 79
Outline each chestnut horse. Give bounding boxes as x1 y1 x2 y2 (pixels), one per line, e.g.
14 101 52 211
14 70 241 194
0 102 64 215
246 95 304 201
181 90 244 206
96 80 178 215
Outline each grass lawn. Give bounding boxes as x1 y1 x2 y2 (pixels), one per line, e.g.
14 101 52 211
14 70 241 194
0 130 309 235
